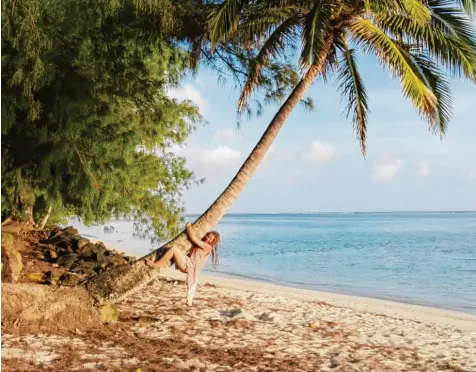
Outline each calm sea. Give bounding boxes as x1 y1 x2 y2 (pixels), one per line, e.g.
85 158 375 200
72 212 476 314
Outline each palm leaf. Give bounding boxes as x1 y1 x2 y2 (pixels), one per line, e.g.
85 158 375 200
300 0 332 69
369 0 431 25
336 39 369 156
238 13 302 112
373 7 476 81
208 0 246 49
349 18 438 126
411 53 452 135
458 0 476 17
238 5 302 48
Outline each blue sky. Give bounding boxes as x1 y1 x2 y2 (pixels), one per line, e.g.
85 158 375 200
169 55 476 213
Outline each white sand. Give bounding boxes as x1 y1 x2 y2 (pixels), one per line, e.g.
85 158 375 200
3 269 476 371
161 268 476 331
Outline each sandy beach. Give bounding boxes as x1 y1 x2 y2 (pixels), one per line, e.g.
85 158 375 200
2 266 476 371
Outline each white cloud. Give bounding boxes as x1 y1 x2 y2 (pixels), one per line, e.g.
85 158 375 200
303 141 338 164
213 129 241 142
417 163 430 178
201 146 241 166
372 159 402 183
168 84 206 113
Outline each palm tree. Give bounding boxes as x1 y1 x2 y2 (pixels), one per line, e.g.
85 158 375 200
85 0 476 305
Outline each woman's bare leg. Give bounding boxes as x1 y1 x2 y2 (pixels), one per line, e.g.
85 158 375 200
186 283 197 306
145 247 188 272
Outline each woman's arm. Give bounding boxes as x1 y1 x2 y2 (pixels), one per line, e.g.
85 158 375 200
186 223 212 251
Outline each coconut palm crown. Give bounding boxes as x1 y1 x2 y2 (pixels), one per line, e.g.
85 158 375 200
209 0 476 155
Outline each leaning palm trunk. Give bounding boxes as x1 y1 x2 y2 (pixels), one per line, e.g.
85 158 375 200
85 41 332 305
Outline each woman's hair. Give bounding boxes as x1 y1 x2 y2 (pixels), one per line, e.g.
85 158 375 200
207 231 220 270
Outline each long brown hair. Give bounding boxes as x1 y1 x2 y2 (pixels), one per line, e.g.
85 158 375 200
207 231 220 270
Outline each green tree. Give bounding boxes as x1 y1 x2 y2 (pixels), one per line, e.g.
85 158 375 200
85 0 476 304
1 0 206 239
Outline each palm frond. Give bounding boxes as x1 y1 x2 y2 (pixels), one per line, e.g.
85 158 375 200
238 13 301 112
373 7 476 81
336 39 369 156
411 53 452 135
458 0 476 17
349 18 438 126
369 0 431 25
238 5 302 48
208 0 245 49
300 0 332 69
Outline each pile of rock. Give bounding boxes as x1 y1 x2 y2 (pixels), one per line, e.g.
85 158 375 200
37 226 137 287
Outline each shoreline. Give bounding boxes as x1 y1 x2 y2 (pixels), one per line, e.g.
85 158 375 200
159 268 476 331
203 269 476 316
87 236 476 327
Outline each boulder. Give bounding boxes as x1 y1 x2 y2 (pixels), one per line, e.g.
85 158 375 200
124 256 137 263
78 243 97 260
1 244 23 283
95 241 107 253
59 272 83 287
76 238 90 250
57 239 74 252
56 253 78 269
45 250 58 261
70 261 97 277
44 270 62 285
63 226 79 236
112 254 127 266
27 272 45 283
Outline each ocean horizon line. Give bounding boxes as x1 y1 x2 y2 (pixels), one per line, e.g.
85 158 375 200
183 210 476 216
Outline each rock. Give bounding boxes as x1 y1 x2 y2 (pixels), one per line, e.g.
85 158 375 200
70 261 97 277
63 226 79 235
27 272 45 283
52 263 60 268
48 225 62 237
78 243 96 260
1 244 23 283
98 304 119 322
112 254 127 266
95 241 107 253
45 270 61 282
56 253 78 269
36 253 45 260
76 238 90 250
124 256 136 263
57 240 74 252
45 250 58 261
59 272 83 287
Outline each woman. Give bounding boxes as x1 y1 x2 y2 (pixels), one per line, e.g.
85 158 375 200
145 223 220 306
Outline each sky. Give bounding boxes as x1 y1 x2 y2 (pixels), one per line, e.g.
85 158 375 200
169 54 476 214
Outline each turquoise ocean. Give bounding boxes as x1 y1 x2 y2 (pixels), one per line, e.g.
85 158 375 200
72 212 476 314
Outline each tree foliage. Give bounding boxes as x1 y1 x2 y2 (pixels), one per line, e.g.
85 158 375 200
1 0 203 240
208 0 476 155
